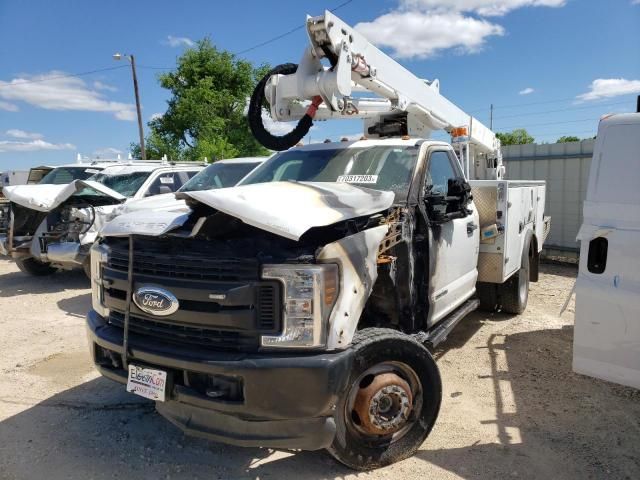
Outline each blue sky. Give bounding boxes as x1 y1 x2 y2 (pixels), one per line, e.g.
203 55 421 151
1 0 639 170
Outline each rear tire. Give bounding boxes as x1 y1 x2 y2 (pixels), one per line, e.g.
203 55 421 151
498 244 530 314
15 257 57 276
327 328 442 471
476 282 498 312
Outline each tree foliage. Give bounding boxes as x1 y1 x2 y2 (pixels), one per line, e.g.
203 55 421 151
496 129 535 146
131 39 270 161
555 136 581 143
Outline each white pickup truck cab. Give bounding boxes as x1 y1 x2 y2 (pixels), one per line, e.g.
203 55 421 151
573 112 640 389
0 161 203 276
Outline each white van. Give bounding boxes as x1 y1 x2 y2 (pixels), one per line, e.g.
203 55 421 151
573 111 640 389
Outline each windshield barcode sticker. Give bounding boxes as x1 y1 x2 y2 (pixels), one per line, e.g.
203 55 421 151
84 168 100 174
160 177 175 184
337 175 378 184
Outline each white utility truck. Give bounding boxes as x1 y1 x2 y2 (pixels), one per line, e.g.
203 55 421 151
1 161 203 276
87 11 549 470
573 110 640 389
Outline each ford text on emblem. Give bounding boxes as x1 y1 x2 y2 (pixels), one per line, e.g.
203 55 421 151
133 286 179 317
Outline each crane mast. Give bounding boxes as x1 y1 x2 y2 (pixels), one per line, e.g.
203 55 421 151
263 10 504 180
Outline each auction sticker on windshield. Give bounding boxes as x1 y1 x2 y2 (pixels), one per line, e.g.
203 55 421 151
126 365 167 401
336 175 378 184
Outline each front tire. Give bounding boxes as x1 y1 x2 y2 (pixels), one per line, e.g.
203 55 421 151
327 328 442 471
15 257 57 276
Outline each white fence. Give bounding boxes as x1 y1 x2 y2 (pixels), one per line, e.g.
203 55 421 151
503 139 595 256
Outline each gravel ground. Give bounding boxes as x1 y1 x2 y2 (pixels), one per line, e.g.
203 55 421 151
0 259 638 479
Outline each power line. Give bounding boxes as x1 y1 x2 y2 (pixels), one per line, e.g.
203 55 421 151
493 100 630 120
0 65 129 89
495 117 600 130
234 0 357 55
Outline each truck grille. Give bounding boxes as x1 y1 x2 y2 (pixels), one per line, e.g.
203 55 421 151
107 312 260 351
102 236 282 352
107 237 258 282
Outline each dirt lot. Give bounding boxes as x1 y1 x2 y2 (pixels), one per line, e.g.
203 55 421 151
0 259 638 480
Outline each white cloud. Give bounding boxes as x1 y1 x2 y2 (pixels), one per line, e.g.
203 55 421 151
5 129 43 140
355 11 504 59
577 78 640 102
93 147 124 158
0 71 136 121
150 112 164 121
0 139 75 153
519 87 535 95
401 0 566 16
632 0 640 5
0 101 19 112
164 35 195 48
93 80 117 92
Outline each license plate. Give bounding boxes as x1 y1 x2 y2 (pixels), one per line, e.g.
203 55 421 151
126 365 167 401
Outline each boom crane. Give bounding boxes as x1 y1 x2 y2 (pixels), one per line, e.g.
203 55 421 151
249 10 504 180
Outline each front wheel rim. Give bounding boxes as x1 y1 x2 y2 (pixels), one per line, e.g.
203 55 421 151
344 361 423 444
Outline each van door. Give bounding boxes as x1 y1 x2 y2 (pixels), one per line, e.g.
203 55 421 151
573 117 640 389
425 149 479 326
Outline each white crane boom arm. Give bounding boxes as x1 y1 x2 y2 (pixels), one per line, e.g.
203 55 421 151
266 10 504 180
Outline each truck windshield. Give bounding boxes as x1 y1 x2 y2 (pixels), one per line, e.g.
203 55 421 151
179 162 261 192
39 167 102 185
87 172 152 197
240 146 419 201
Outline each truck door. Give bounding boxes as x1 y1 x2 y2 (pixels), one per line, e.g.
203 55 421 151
424 149 480 326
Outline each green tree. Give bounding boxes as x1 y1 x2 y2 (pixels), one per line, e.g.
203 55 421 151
131 39 270 160
496 129 535 146
555 136 581 143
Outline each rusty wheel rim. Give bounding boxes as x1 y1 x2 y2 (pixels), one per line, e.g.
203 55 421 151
345 361 422 443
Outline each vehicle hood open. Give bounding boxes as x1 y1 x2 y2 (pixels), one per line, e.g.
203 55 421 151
102 181 395 240
2 180 126 212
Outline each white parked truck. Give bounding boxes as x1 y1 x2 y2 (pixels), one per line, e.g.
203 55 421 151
573 110 640 389
1 161 203 276
87 11 549 470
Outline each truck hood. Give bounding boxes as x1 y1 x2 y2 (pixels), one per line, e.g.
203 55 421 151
121 192 188 214
3 180 125 212
102 181 395 240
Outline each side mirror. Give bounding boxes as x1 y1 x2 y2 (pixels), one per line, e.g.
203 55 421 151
424 178 473 225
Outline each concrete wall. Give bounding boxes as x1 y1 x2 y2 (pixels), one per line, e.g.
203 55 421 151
502 139 594 254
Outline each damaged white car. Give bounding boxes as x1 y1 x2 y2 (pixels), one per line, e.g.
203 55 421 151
0 162 203 277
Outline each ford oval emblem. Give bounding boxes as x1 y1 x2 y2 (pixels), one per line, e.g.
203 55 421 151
133 286 179 317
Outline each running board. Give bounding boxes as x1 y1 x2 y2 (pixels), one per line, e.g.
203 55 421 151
423 298 480 349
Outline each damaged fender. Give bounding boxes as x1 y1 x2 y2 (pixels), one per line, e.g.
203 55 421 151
317 225 389 350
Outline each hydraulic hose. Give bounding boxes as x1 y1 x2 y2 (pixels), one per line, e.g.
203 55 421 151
248 63 323 151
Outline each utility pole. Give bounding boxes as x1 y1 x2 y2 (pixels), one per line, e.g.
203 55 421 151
490 103 494 130
114 53 146 160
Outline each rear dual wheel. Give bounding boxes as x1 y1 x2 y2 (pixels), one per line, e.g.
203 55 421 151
328 328 442 471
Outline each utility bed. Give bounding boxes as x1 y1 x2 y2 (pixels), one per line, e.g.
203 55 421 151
471 180 549 283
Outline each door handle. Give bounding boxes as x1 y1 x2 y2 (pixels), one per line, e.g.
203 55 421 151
467 222 478 235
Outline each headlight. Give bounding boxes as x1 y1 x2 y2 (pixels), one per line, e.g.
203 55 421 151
261 264 339 349
90 242 110 317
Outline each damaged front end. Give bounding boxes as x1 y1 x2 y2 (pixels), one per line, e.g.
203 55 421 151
95 181 402 350
2 181 125 270
87 180 429 451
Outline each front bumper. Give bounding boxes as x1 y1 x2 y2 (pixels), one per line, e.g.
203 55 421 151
86 309 354 450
